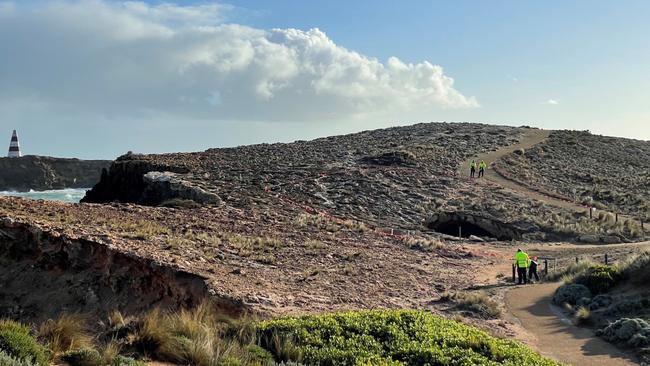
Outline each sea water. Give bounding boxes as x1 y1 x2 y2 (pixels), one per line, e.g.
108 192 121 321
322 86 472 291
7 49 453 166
0 188 88 203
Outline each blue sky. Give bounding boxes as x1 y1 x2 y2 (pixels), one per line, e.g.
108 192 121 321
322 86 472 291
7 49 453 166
1 0 648 158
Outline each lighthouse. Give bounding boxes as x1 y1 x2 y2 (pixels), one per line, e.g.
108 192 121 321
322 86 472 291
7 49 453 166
7 130 21 158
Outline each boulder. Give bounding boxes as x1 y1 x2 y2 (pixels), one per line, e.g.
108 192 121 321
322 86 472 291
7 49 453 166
602 235 622 244
578 235 599 244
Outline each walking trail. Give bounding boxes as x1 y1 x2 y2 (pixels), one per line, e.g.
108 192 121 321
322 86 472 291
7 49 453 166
459 129 584 212
507 282 637 365
460 128 648 235
461 128 643 365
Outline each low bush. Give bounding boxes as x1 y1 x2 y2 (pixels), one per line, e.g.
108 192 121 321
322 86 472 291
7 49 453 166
0 350 37 366
0 320 48 366
61 348 102 366
258 310 560 365
110 355 146 366
553 284 592 306
572 264 620 294
597 318 650 348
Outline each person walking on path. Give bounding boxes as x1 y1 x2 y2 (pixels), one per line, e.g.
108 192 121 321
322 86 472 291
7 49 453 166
529 256 540 282
470 160 477 178
478 160 487 178
514 249 530 284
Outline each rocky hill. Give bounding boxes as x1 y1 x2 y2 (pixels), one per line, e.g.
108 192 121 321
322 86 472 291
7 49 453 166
0 155 110 191
82 122 642 242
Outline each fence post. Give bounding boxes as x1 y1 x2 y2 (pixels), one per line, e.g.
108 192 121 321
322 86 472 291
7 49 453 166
458 225 462 238
576 256 579 264
589 207 593 219
544 259 548 276
615 213 618 223
605 253 608 265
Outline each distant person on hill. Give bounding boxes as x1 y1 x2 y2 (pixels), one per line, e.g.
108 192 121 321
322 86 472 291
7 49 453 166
514 249 530 284
470 160 477 178
529 256 540 282
478 160 487 178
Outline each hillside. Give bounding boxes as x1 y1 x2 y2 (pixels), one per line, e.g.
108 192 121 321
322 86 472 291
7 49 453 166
495 130 650 221
82 122 642 243
0 155 110 191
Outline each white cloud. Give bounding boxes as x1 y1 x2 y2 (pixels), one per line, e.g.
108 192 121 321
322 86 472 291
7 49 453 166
0 0 478 123
543 99 559 105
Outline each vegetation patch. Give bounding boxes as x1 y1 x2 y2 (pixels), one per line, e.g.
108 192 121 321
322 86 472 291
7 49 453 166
572 264 620 294
441 291 501 319
0 349 37 366
0 320 48 366
258 309 558 365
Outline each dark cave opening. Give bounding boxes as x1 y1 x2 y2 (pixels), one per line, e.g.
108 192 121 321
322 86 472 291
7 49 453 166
426 218 515 240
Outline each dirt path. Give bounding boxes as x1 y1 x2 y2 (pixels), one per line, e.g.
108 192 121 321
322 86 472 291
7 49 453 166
506 283 638 365
459 129 586 213
460 128 649 236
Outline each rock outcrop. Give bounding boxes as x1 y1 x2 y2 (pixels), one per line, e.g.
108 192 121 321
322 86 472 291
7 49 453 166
0 216 244 322
0 155 110 191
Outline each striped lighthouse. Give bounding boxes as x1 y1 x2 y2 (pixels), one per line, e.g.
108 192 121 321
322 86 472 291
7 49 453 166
8 130 21 158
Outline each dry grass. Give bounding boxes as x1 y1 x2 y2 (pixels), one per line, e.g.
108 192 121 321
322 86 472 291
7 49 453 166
442 291 501 319
99 218 171 240
574 306 591 325
38 314 94 356
305 239 327 250
405 236 443 251
225 234 282 264
130 302 263 366
294 213 369 233
545 260 595 283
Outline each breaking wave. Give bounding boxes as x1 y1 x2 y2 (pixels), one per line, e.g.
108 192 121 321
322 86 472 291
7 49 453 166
0 188 88 203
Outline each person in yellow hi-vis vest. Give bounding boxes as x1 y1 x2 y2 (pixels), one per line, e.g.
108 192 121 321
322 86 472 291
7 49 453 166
478 160 487 178
470 160 477 178
514 249 530 284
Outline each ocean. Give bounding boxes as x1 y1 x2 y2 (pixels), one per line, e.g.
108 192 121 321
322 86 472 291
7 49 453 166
0 188 88 203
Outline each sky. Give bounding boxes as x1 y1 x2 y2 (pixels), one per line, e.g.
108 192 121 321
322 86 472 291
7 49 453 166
0 0 649 159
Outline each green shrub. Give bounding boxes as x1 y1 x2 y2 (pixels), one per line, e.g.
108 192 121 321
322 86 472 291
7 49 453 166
258 310 560 365
0 320 48 366
573 264 620 294
0 350 37 366
245 344 274 364
61 348 102 366
110 355 146 366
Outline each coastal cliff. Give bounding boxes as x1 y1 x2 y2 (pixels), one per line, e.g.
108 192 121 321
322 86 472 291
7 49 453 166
0 155 110 192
